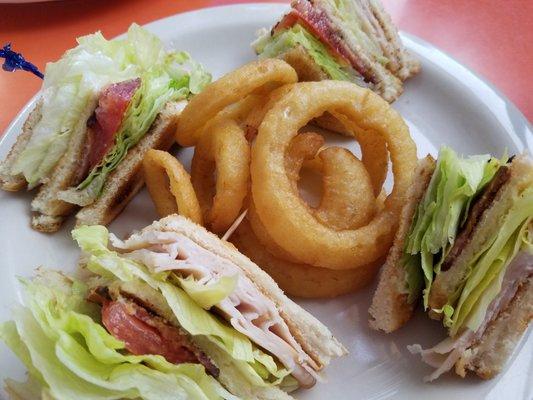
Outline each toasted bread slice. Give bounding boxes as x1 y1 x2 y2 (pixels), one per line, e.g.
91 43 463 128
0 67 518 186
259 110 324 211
30 97 99 232
0 100 43 191
429 155 533 311
368 155 436 332
455 277 532 379
365 0 421 80
74 101 184 227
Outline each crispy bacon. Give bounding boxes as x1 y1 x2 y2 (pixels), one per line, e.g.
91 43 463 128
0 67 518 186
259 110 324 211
86 78 141 170
274 0 374 83
91 289 219 377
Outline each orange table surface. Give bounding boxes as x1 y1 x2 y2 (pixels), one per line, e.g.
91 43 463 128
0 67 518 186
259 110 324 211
0 0 531 136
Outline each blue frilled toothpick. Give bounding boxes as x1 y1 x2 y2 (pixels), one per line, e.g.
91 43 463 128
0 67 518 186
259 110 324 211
0 43 43 79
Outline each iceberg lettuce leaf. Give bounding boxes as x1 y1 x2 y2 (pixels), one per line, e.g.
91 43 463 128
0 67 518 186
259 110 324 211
254 24 354 82
72 225 292 388
448 188 533 336
174 274 238 310
11 24 210 190
1 271 233 400
403 147 502 308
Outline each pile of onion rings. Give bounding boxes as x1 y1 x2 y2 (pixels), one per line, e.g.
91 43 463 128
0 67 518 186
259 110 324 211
142 59 417 298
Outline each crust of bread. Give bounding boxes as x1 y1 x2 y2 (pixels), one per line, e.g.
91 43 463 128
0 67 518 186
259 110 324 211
366 0 421 80
144 214 347 368
74 101 184 227
30 97 99 232
30 214 64 234
368 156 435 332
455 277 532 379
0 100 43 191
430 155 533 310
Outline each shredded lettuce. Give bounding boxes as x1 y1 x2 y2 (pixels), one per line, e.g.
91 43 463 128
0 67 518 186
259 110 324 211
446 188 532 336
402 147 503 308
254 24 354 82
0 270 234 400
72 225 293 389
11 24 210 190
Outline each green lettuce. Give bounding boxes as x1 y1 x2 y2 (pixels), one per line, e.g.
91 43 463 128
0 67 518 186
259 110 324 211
254 24 353 81
11 24 210 190
403 147 502 308
446 188 533 336
61 69 185 205
0 270 235 400
402 253 424 304
72 225 293 389
174 274 238 310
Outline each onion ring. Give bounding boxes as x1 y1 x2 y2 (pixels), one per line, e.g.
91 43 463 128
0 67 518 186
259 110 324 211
143 149 202 224
176 59 298 146
331 112 388 197
313 147 377 230
206 94 266 143
231 218 383 298
284 132 378 230
249 131 379 259
243 84 296 142
248 132 321 262
251 81 417 270
191 118 250 234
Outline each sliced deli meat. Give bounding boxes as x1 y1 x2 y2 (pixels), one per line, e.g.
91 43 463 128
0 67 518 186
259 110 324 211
109 229 320 388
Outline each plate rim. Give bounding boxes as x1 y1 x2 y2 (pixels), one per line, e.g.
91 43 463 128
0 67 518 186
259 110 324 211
0 3 531 399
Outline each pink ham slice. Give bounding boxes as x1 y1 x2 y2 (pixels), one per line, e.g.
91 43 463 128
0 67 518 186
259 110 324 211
86 78 141 170
274 0 373 83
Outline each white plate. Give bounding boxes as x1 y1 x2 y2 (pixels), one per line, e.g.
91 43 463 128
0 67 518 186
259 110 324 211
0 3 532 400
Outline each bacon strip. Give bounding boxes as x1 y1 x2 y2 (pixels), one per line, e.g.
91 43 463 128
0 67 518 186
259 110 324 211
273 0 374 83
